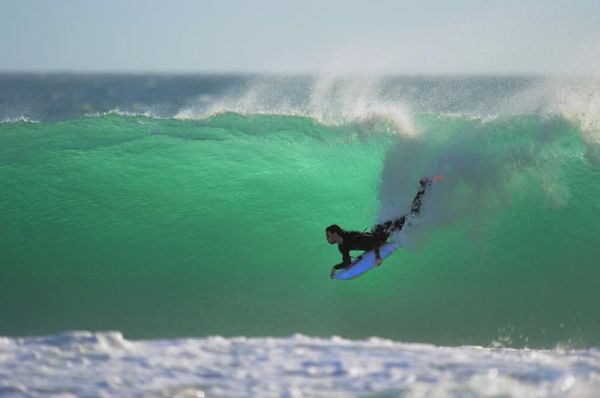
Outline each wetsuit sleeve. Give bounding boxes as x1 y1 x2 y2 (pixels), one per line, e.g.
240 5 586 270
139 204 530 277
374 245 381 260
338 245 352 266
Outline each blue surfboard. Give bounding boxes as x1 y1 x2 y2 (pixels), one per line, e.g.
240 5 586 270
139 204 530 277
332 241 401 280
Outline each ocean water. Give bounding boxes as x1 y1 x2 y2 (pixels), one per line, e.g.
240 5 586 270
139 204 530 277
2 74 600 397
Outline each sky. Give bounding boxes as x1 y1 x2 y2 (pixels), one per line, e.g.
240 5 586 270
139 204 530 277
1 0 599 74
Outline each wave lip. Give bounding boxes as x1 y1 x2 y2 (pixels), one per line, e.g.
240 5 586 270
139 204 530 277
1 331 599 398
83 108 163 119
0 115 40 124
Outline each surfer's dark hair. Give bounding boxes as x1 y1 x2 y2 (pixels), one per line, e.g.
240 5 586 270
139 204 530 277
326 224 344 235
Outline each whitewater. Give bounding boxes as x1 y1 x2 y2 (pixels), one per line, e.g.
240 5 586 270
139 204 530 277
2 74 600 397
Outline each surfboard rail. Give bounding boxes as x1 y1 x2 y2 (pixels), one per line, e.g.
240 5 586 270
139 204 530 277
332 241 401 280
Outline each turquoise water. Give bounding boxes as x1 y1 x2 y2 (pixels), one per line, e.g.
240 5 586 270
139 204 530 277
2 106 599 348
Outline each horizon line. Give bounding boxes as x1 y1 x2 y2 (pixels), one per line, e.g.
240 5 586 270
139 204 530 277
0 69 595 78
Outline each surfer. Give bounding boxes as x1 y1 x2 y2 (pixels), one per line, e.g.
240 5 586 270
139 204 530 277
326 176 442 278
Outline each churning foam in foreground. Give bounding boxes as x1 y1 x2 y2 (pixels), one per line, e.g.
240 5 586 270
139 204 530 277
1 331 599 398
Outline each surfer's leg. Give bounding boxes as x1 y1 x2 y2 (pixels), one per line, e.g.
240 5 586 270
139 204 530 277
371 216 407 239
409 178 431 216
371 221 392 241
372 178 434 237
384 180 429 234
386 216 407 235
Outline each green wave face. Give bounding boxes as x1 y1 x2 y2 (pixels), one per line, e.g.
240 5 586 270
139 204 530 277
1 113 599 348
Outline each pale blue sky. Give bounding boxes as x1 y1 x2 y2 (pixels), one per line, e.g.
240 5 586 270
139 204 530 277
1 0 599 74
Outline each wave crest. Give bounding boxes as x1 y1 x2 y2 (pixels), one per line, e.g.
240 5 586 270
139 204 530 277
175 75 416 137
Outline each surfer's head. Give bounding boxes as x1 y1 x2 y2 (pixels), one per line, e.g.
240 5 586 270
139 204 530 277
325 224 344 244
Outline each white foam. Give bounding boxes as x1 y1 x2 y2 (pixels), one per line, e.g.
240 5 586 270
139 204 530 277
84 108 161 119
1 332 599 398
0 115 40 124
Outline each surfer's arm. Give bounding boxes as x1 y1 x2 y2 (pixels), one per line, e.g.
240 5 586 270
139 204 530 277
374 245 381 260
338 246 352 267
330 261 348 278
374 245 383 266
363 234 383 265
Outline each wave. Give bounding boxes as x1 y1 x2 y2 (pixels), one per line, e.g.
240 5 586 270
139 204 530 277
2 75 600 348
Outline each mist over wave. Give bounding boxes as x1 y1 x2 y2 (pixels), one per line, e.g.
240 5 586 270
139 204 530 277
377 115 580 243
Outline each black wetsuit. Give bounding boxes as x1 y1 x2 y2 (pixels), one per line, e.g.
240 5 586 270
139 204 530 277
333 231 385 270
333 178 431 270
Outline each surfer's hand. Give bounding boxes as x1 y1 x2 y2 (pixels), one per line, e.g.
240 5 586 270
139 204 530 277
374 258 383 267
329 267 336 278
